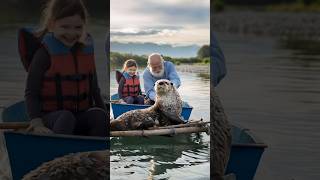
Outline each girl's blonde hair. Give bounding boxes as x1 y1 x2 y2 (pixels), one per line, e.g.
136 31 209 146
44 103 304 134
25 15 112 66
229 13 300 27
35 0 89 42
122 59 138 72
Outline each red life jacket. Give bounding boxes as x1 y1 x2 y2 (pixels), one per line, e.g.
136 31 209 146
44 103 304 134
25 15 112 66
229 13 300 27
40 33 95 112
122 73 141 97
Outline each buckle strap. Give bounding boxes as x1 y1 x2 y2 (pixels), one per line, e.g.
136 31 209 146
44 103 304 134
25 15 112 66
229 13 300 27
44 74 88 81
42 92 88 101
55 74 63 109
88 73 94 106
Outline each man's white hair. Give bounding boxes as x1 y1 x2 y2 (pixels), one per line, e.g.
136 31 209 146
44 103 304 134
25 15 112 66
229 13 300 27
147 53 164 64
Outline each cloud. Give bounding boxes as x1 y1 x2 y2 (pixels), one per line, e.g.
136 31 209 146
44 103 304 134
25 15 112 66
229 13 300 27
110 0 209 45
111 26 182 36
130 0 210 25
111 29 160 36
111 0 209 27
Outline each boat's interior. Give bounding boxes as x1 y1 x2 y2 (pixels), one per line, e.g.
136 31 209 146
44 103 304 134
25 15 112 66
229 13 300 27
231 125 255 144
231 124 267 147
110 93 192 108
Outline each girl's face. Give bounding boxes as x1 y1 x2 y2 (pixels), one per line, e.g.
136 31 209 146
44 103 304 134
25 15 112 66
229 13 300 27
126 66 137 76
50 15 85 47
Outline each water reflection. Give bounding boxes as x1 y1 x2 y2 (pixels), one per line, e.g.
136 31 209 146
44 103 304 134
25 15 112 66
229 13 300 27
197 73 210 81
110 133 209 179
278 38 320 56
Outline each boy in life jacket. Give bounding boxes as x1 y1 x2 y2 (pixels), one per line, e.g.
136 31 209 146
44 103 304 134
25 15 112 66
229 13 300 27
23 0 108 137
117 59 144 104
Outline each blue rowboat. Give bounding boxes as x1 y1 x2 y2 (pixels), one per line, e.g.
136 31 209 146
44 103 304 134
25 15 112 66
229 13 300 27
3 132 107 180
226 124 267 180
1 101 108 180
111 94 193 121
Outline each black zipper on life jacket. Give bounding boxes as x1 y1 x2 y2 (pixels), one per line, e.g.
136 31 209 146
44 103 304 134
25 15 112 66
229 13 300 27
132 76 135 96
72 48 80 112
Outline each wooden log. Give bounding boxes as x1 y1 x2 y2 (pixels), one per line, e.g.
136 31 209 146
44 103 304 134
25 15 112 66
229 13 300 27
148 121 209 130
0 122 210 137
0 121 209 130
110 126 208 137
0 122 29 129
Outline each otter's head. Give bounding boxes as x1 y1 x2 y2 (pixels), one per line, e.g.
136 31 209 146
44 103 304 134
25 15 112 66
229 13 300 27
155 79 174 96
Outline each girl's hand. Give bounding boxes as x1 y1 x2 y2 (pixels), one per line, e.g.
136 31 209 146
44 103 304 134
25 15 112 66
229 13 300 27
27 118 53 134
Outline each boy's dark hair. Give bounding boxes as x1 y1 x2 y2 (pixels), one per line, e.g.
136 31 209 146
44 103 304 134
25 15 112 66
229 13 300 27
122 59 138 71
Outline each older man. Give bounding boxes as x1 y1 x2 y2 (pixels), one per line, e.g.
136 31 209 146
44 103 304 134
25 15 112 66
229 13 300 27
212 32 227 86
143 53 181 104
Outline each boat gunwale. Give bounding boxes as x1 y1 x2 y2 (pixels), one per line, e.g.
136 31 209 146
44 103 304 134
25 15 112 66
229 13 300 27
3 131 107 141
110 101 194 109
231 143 267 148
231 123 268 149
110 93 194 109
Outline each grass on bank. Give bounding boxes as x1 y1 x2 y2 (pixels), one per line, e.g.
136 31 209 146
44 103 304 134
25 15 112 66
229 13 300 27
213 0 320 12
266 1 320 12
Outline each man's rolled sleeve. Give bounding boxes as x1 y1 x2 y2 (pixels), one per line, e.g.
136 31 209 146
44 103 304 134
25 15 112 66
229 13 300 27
167 61 181 88
143 71 156 101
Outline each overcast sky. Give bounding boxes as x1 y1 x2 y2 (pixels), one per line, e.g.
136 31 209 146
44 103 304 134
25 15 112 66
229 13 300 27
110 0 210 46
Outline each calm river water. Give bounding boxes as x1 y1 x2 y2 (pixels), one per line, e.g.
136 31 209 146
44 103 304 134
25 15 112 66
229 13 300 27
110 69 210 179
215 32 320 180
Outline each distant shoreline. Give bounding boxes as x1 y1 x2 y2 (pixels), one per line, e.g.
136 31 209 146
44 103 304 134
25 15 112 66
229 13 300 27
212 10 320 41
111 64 210 74
110 51 210 68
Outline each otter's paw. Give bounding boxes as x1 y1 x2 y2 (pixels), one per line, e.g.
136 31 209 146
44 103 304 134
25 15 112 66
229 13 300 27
137 119 156 130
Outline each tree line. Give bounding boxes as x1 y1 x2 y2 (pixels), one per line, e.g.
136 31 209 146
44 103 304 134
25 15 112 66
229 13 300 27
110 45 210 68
213 0 320 11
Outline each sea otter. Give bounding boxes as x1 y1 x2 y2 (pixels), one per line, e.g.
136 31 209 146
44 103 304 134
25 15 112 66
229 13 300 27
110 79 185 131
22 151 109 180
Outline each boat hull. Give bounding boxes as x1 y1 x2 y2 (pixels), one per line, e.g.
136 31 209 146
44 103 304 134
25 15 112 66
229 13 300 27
4 132 107 180
111 94 193 121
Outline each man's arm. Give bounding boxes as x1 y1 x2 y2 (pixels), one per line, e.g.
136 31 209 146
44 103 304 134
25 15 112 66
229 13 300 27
167 61 181 88
212 33 227 86
143 70 156 101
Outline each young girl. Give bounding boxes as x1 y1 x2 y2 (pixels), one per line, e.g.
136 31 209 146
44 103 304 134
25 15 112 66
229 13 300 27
24 0 108 137
118 59 144 104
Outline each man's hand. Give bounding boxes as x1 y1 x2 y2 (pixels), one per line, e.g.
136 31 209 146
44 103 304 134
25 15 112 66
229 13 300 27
26 118 53 134
173 83 179 89
118 99 127 104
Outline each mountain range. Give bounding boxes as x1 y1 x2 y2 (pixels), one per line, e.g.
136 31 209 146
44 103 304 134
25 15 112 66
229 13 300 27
110 42 200 58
